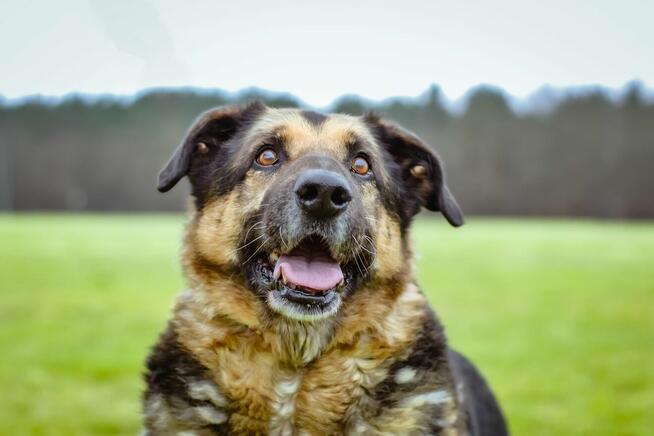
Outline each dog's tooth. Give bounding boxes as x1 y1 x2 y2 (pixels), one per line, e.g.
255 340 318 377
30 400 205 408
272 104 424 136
269 252 279 263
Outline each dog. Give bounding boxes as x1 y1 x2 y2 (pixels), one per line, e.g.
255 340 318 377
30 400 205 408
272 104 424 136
143 101 508 435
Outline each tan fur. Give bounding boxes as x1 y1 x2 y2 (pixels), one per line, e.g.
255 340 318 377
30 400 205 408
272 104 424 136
173 273 435 434
148 108 465 434
372 206 406 281
189 170 272 269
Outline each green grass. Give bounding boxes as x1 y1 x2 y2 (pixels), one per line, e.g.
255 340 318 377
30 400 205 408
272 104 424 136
0 215 652 435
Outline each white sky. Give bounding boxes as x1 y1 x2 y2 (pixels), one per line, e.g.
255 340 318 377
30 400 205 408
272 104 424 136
1 0 653 106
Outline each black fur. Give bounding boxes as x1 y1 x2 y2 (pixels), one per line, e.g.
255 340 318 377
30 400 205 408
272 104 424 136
144 326 210 401
373 308 449 409
157 101 266 207
372 309 458 434
364 113 464 228
448 349 509 436
144 326 231 434
370 308 508 435
300 109 328 126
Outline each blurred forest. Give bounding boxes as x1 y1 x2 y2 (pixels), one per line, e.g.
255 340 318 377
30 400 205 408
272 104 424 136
1 84 652 217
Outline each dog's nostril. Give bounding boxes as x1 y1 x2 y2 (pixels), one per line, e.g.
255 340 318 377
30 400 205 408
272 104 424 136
297 183 319 202
331 186 351 207
294 169 352 219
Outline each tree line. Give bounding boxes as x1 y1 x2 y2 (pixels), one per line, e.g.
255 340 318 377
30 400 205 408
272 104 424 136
0 84 652 218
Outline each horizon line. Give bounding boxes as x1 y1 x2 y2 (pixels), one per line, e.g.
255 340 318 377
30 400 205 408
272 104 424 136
1 80 652 115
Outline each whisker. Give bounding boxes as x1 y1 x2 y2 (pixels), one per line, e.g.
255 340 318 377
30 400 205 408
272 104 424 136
353 235 376 273
357 250 369 274
242 220 265 242
354 235 375 256
363 252 375 272
279 227 288 251
228 233 266 256
361 234 376 248
242 237 270 265
351 244 365 277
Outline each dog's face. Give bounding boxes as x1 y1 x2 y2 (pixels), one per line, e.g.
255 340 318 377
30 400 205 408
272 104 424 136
159 102 463 322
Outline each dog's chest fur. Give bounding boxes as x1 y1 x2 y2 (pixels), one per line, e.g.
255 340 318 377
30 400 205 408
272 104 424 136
144 285 463 435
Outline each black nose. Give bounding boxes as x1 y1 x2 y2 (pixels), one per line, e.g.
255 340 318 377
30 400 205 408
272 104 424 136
294 169 352 219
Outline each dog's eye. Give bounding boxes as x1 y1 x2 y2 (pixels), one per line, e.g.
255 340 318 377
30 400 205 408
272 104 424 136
351 156 371 175
256 148 279 166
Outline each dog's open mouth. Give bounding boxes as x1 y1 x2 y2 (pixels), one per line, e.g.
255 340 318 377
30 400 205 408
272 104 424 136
256 235 347 320
273 236 344 293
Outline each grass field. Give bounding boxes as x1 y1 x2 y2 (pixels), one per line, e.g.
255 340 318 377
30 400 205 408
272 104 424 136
0 214 652 435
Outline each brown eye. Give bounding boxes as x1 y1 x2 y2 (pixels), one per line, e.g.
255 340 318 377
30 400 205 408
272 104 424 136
256 148 279 166
351 156 371 175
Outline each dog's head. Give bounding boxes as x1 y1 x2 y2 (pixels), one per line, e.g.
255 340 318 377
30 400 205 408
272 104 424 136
159 102 463 322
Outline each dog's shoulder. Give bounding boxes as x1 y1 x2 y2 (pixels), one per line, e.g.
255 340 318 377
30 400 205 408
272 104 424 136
359 304 466 434
143 323 231 434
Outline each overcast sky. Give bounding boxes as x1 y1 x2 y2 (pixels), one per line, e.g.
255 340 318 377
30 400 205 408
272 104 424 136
1 0 652 106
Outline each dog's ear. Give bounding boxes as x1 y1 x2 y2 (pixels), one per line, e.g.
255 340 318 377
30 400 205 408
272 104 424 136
157 101 266 192
365 114 464 227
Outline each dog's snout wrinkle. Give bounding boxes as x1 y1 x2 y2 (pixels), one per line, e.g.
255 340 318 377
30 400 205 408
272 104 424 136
294 169 352 219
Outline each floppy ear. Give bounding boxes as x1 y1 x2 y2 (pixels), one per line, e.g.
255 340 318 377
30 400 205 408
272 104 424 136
157 101 266 192
365 114 464 227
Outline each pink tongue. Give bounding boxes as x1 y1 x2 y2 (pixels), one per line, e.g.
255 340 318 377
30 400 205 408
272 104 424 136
274 254 344 292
